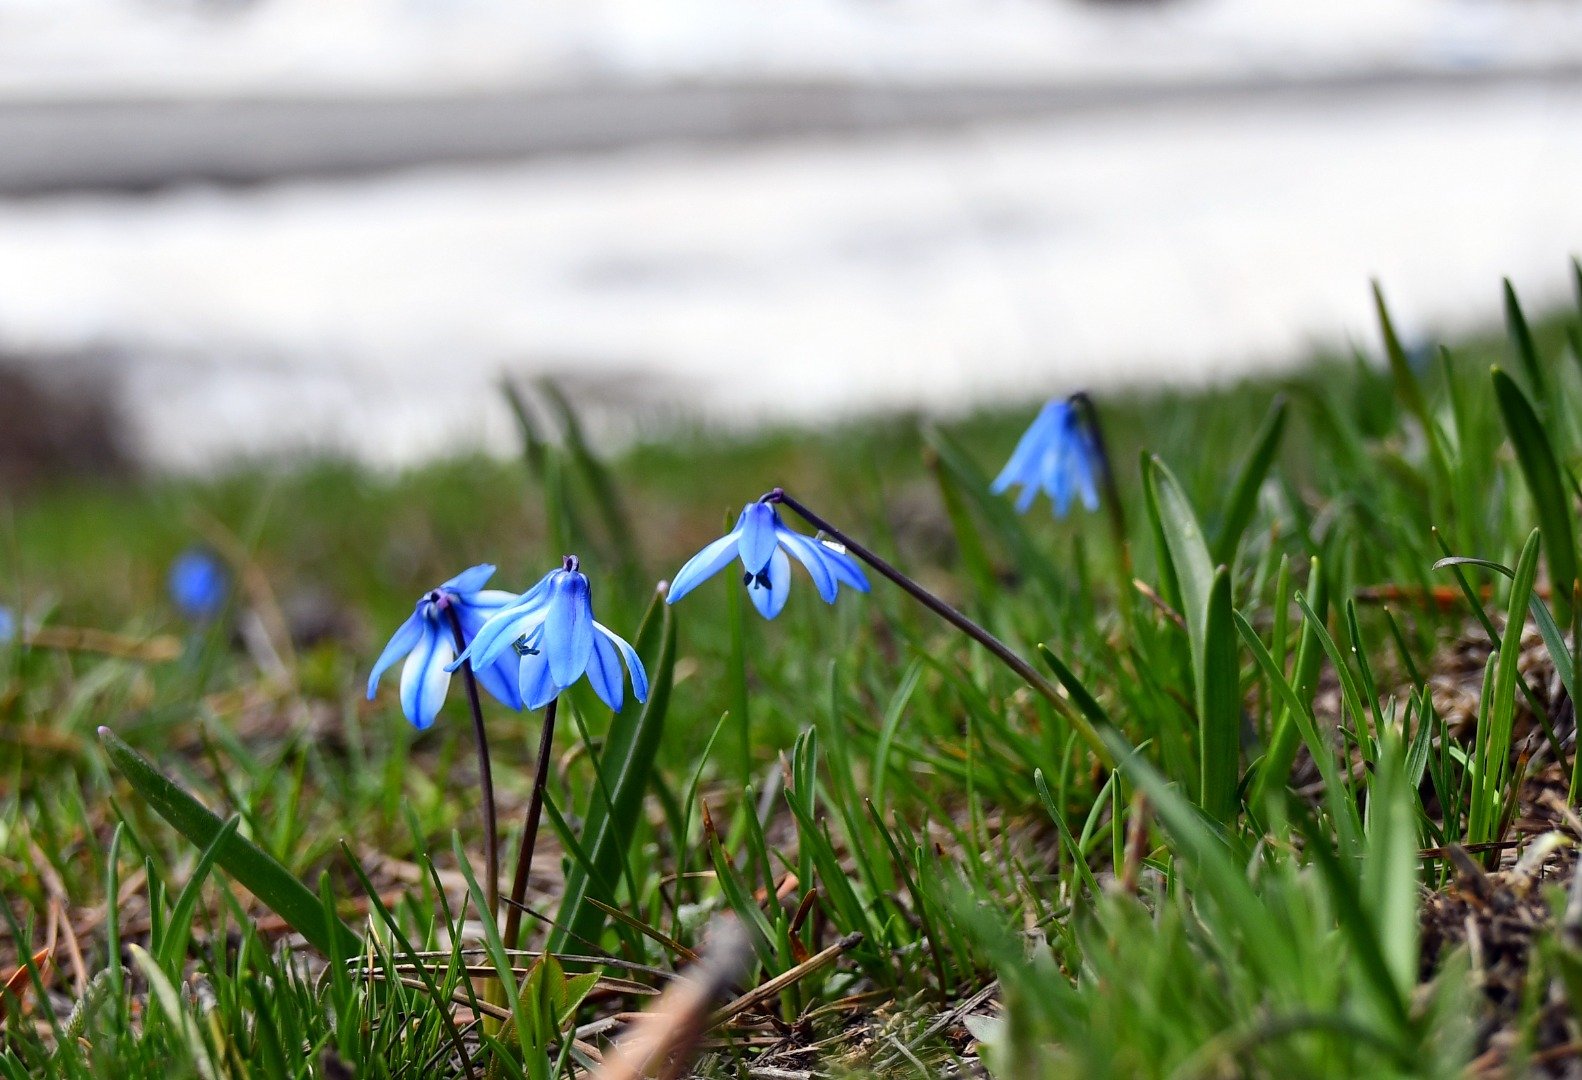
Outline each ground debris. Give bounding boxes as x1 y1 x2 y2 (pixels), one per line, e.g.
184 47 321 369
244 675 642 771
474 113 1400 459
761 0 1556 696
1420 764 1582 1077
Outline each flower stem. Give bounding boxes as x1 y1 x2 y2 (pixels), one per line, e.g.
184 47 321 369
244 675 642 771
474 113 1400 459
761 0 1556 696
1070 391 1131 577
443 606 499 926
503 696 558 952
768 488 1113 767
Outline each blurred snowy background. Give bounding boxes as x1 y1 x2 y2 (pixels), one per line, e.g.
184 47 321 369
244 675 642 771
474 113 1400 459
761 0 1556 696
3 0 1582 470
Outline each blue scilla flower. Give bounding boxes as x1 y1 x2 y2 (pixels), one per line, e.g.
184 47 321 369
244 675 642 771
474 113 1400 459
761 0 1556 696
665 501 869 619
168 547 228 620
453 556 648 713
0 606 14 642
366 564 525 730
992 397 1101 516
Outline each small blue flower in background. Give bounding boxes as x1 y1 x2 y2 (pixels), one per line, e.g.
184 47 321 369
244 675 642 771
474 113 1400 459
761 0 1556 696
992 397 1101 517
168 548 229 620
666 501 869 619
367 564 524 730
455 556 648 712
0 606 14 642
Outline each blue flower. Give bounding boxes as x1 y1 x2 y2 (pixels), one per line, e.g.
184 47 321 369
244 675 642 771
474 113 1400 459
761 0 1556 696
0 606 14 643
366 564 525 730
168 548 228 620
665 501 869 619
454 557 648 712
991 398 1101 516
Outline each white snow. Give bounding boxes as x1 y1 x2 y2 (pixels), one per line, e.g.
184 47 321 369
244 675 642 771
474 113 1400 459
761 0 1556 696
3 80 1579 469
3 0 1582 99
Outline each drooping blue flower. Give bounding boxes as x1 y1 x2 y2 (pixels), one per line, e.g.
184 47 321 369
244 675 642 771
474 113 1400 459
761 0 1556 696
168 548 228 620
991 398 1101 517
454 556 648 712
665 501 870 619
366 564 525 730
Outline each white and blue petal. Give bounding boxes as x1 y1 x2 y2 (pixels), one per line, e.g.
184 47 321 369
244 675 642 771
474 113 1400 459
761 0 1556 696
517 649 561 711
458 592 550 670
595 621 648 704
666 528 744 604
441 563 497 597
468 588 520 613
737 503 781 575
584 632 625 711
367 606 428 699
991 400 1061 494
472 653 526 711
399 624 454 730
747 548 792 619
543 572 595 687
775 528 838 603
819 544 870 592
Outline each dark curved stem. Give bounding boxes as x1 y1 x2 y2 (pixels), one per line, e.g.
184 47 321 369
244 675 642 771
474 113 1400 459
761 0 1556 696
503 696 558 951
444 606 499 925
768 487 1113 766
1069 391 1131 577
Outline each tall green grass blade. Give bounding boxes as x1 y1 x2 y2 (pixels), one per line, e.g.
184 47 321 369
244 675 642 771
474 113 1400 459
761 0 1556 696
1211 396 1287 566
871 660 925 814
1036 645 1112 731
1504 279 1549 409
1493 367 1576 623
1360 726 1419 1002
1149 456 1240 817
1148 456 1216 625
1198 568 1241 823
1473 529 1541 846
1249 557 1327 809
99 727 358 957
551 592 676 952
155 813 242 971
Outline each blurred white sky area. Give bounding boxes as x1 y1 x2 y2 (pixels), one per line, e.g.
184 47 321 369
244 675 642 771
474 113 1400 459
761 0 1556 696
2 0 1580 469
3 0 1581 94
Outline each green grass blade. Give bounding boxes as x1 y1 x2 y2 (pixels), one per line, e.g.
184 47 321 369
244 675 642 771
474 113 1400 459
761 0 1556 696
1504 278 1549 409
551 592 676 952
1248 557 1327 810
1211 396 1287 567
155 813 242 972
1493 367 1576 623
99 727 358 958
1477 529 1541 844
1198 568 1241 823
1148 455 1216 625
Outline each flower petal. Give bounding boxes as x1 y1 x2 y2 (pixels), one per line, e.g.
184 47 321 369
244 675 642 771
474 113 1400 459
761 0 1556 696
584 631 625 712
472 653 526 710
596 621 648 703
775 528 837 603
819 544 871 592
468 589 520 613
1014 478 1039 514
737 503 780 575
440 563 496 597
367 606 427 699
665 528 743 604
517 649 560 711
544 572 594 687
990 401 1060 494
747 547 792 619
459 593 549 670
399 625 453 730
